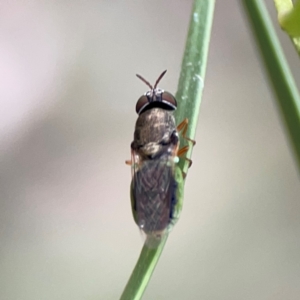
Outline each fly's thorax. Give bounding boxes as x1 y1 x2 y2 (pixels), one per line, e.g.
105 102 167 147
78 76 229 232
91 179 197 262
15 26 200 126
140 143 177 160
140 142 162 157
133 108 177 158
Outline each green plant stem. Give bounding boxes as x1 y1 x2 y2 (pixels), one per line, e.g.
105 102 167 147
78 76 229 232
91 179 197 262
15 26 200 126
120 1 215 299
120 235 168 300
175 0 215 174
241 0 300 173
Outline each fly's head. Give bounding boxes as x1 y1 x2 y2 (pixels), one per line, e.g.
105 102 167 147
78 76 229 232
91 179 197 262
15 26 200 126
135 70 177 115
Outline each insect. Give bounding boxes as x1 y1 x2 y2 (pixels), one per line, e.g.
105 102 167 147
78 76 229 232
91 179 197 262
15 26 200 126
127 70 195 247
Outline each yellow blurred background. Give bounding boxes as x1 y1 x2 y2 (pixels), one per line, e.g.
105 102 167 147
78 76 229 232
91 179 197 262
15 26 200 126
1 1 300 299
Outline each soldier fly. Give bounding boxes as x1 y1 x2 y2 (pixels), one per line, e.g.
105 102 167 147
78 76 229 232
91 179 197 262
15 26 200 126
127 70 195 247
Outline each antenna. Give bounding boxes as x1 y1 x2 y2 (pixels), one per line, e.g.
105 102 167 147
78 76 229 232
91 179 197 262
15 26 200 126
154 70 167 89
136 70 167 90
136 74 153 90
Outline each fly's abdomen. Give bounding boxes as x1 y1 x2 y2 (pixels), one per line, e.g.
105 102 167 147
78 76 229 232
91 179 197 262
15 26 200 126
132 158 177 234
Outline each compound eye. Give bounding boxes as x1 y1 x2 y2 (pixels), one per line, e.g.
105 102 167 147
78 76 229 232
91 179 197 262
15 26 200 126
136 95 149 114
162 91 177 109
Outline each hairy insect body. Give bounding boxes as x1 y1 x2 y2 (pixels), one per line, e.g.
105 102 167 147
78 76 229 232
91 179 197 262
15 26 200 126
131 108 180 240
128 70 191 248
132 108 178 160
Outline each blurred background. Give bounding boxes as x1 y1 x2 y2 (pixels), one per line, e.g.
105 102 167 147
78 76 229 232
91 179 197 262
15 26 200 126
1 1 300 299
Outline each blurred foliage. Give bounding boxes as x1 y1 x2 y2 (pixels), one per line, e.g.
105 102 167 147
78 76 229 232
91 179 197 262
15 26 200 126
273 0 300 55
242 0 300 173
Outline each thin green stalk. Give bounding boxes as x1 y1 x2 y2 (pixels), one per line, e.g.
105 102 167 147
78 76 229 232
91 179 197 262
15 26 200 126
120 235 168 300
119 1 215 299
241 0 300 173
175 0 215 174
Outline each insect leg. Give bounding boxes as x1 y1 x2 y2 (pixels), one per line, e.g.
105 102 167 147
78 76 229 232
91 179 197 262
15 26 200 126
177 145 193 168
177 118 196 178
125 141 138 166
177 118 196 146
176 118 195 171
125 149 134 166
